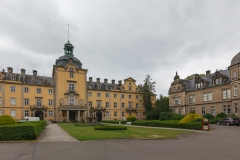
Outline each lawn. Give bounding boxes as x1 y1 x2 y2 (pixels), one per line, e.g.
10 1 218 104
58 123 193 141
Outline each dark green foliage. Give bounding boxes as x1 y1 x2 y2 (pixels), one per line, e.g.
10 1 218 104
0 115 16 125
159 112 173 121
171 114 184 120
75 123 103 126
216 112 227 118
0 121 47 140
209 118 222 124
94 126 127 130
193 118 203 122
101 120 127 124
127 115 136 121
146 108 160 120
203 113 214 120
132 120 202 130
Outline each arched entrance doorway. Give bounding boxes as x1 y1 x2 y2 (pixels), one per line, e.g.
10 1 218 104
69 111 76 122
35 110 44 120
96 111 102 122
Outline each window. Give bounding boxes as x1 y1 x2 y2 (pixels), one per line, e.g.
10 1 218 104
0 110 2 115
24 110 29 116
223 90 227 99
97 101 101 108
136 95 139 99
114 94 117 98
174 98 180 105
196 83 203 89
122 112 125 116
36 88 41 94
69 98 74 106
106 102 109 108
121 94 124 98
128 102 133 109
10 86 16 92
177 86 180 91
106 111 110 117
88 92 92 97
10 98 16 105
114 111 117 117
24 87 29 93
106 93 109 98
97 92 101 97
11 76 16 80
36 99 42 107
121 103 125 108
190 107 195 113
11 110 16 117
69 67 74 71
189 96 195 104
129 86 132 90
201 107 206 115
88 101 92 107
227 90 231 98
97 85 101 89
203 93 207 101
233 70 237 79
234 104 238 114
37 79 41 84
211 106 215 115
24 99 29 106
0 98 1 105
208 93 212 101
69 84 75 91
136 103 139 108
178 108 182 114
69 72 74 78
234 85 238 96
49 110 53 117
49 100 53 106
48 89 53 94
173 87 176 92
223 105 231 114
129 95 132 99
114 102 117 108
129 111 132 115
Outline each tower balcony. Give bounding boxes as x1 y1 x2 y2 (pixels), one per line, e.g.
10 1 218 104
125 108 137 112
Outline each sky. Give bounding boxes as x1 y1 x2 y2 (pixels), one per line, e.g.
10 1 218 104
1 0 240 97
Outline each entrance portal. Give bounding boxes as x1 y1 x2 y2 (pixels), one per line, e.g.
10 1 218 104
35 110 44 120
69 111 76 122
96 111 102 122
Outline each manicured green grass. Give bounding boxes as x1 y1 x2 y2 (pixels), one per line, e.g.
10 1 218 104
58 123 193 141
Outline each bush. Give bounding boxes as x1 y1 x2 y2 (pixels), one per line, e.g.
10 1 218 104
0 121 47 140
216 112 227 118
209 118 222 124
126 116 136 122
146 108 160 120
180 113 203 123
203 113 214 120
101 120 127 124
0 115 16 125
132 120 202 130
94 126 127 130
193 118 203 122
171 114 184 120
159 112 173 121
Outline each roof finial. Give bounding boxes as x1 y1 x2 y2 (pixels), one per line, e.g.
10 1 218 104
68 24 69 42
176 71 178 75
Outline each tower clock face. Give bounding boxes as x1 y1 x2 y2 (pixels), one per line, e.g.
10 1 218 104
59 98 64 105
79 99 84 106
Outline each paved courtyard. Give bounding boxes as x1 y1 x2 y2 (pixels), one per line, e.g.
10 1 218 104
0 124 239 160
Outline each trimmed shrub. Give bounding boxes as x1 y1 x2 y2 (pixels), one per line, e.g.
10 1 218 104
127 116 136 122
101 120 127 124
193 118 203 122
159 112 173 121
94 126 127 130
171 114 184 120
203 113 214 120
132 120 202 130
216 112 227 118
180 113 203 123
209 118 222 124
0 115 16 125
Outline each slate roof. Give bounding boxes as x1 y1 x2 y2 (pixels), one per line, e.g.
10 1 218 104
87 81 122 90
56 55 82 69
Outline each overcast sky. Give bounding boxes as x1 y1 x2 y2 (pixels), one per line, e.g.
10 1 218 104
1 0 240 97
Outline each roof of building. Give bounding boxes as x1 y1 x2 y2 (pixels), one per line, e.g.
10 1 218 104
231 52 240 66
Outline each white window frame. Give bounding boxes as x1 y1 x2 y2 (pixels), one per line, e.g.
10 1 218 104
24 110 29 116
106 111 110 117
49 110 53 117
88 92 92 97
234 85 238 96
48 100 53 106
114 94 117 98
122 111 125 117
88 101 92 107
114 111 117 117
227 90 231 98
129 95 132 99
11 76 16 80
128 102 133 109
211 106 215 115
36 88 41 94
121 94 124 98
208 93 212 101
24 87 29 93
97 92 101 97
129 86 132 90
48 89 53 94
10 86 16 92
36 99 42 108
121 103 125 108
223 90 226 99
174 98 180 105
69 72 74 78
97 101 101 108
201 107 206 115
69 98 75 106
203 93 207 102
136 103 139 108
10 98 16 105
233 70 237 79
106 93 109 98
69 84 75 91
114 102 117 108
11 110 16 117
106 102 109 108
24 98 29 106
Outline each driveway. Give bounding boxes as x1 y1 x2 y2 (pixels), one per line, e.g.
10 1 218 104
0 124 239 160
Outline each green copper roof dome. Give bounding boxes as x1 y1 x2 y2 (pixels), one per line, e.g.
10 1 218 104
55 41 82 69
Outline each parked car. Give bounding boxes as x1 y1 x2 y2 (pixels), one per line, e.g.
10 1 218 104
218 117 240 126
19 117 40 122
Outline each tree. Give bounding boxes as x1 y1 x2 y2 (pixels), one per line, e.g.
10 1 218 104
141 74 156 113
185 74 205 80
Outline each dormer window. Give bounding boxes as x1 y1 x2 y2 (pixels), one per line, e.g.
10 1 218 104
11 76 16 80
97 85 101 89
37 79 41 84
177 86 180 91
196 83 203 89
215 78 222 85
173 87 176 92
69 67 74 71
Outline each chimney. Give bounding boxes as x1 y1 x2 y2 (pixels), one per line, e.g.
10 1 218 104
104 78 108 83
7 67 13 73
89 77 92 82
206 70 210 77
112 79 115 84
33 70 37 76
96 78 100 83
21 69 26 75
118 80 122 85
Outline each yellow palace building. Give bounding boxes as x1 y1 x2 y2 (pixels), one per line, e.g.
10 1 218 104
0 41 151 122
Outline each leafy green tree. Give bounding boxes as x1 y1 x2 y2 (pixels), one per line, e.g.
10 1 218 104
185 74 205 80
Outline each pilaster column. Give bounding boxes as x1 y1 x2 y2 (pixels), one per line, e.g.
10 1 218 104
78 110 80 122
59 110 62 122
84 111 87 121
67 110 69 122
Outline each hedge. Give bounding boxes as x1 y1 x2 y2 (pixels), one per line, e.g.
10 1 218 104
0 115 16 125
131 120 202 130
101 120 128 124
94 126 127 130
0 121 47 140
